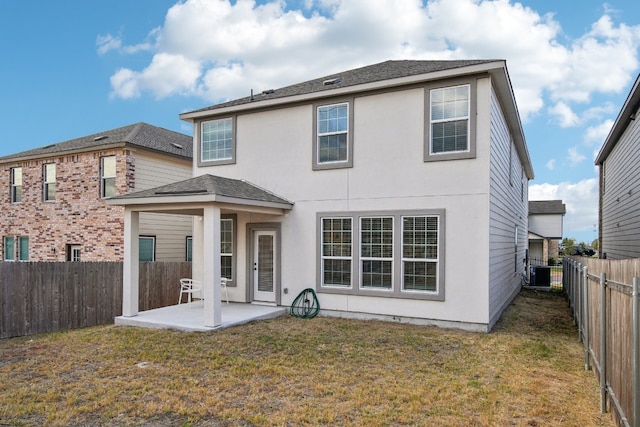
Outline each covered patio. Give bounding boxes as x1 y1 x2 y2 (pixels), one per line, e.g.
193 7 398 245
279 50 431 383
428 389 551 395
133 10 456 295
107 174 293 330
115 302 287 332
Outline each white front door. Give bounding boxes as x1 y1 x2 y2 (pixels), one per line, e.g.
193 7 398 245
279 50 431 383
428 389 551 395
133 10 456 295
253 230 276 303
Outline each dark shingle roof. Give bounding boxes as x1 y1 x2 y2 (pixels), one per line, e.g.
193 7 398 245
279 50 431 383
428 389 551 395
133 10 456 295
110 174 293 207
0 122 192 162
183 59 500 115
529 200 566 215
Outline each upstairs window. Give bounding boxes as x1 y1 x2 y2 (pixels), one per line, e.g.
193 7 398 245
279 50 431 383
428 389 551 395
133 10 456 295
313 100 353 170
201 117 235 165
424 79 476 162
10 167 22 203
101 156 116 198
43 163 56 201
430 85 469 153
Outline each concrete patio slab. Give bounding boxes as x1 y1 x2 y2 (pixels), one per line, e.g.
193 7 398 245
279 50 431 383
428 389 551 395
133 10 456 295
115 302 288 332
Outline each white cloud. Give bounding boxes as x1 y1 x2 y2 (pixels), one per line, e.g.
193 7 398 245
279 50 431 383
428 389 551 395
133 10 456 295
529 178 598 239
548 101 580 127
546 159 556 170
105 0 640 126
584 119 614 148
567 146 586 166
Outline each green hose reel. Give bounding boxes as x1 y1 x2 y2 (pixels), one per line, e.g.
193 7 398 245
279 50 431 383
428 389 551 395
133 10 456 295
290 288 320 319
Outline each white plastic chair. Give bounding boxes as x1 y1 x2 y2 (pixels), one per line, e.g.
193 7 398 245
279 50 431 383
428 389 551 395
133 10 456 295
220 277 229 304
179 278 202 307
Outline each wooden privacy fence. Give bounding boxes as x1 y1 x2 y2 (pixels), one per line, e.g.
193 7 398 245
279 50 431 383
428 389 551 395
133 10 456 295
0 261 191 339
564 256 640 427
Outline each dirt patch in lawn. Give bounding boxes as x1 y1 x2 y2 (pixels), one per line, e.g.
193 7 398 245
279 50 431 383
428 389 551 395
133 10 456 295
0 289 612 426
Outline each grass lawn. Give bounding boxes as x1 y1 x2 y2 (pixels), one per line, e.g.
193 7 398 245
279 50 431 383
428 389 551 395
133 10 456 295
0 289 613 426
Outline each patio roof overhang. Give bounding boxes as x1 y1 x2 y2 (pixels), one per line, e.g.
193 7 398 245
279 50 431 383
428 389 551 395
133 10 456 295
105 174 294 214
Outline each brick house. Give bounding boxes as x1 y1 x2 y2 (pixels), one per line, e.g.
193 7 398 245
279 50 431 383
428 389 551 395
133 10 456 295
0 122 193 262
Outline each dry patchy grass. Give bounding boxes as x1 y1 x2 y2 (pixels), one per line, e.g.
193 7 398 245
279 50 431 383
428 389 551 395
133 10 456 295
0 289 613 426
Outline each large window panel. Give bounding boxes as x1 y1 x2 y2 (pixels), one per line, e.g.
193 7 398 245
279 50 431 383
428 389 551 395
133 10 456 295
18 236 28 261
200 117 235 166
139 236 156 262
317 210 445 301
402 216 439 292
321 217 352 287
360 217 393 290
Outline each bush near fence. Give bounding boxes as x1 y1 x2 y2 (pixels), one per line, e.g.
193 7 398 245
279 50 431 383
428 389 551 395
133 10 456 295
564 256 640 427
0 261 191 339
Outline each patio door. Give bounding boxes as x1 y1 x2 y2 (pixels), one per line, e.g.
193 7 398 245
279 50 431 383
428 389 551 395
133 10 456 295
253 230 277 303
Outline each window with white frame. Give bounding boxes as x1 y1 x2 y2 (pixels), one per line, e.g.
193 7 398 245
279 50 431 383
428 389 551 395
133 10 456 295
18 236 28 261
430 85 469 154
321 217 352 287
4 236 15 261
201 118 235 165
10 167 22 203
317 210 445 300
424 79 476 162
313 100 353 170
402 216 439 292
43 163 56 201
360 217 394 290
67 245 81 262
101 156 116 198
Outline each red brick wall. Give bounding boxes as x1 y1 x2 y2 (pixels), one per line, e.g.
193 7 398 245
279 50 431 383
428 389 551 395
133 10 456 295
0 149 136 261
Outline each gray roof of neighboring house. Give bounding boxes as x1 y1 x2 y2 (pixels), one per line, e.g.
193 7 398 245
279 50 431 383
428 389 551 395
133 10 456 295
0 122 193 163
182 59 500 115
529 200 566 215
595 73 640 164
110 174 293 207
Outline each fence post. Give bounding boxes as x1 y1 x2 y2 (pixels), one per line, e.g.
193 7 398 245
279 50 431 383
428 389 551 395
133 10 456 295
584 266 590 370
633 277 639 427
600 271 608 414
577 262 583 339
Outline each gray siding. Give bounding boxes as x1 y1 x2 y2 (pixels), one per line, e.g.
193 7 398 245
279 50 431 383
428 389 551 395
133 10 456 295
488 85 528 328
601 116 640 259
136 152 194 262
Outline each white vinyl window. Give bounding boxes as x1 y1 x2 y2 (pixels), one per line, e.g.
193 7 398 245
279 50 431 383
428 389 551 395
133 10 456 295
101 156 116 198
10 167 22 203
402 216 439 293
430 85 470 154
201 118 234 164
317 103 348 164
43 163 56 201
360 217 393 290
18 236 29 261
321 217 352 287
139 236 156 262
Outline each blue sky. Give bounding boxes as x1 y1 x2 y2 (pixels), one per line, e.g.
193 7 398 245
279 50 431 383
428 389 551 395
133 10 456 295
1 0 639 244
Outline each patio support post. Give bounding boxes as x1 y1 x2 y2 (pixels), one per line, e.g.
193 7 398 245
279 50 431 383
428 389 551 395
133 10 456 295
203 205 222 327
122 209 139 317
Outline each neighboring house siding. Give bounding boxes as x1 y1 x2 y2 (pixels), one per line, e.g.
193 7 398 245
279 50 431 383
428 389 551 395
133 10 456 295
488 84 527 328
0 149 130 261
135 151 193 261
529 214 563 239
600 115 640 259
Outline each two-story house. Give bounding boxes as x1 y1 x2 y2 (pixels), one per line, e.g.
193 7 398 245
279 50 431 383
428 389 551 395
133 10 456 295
528 200 566 264
110 60 534 332
596 74 640 260
0 122 193 262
